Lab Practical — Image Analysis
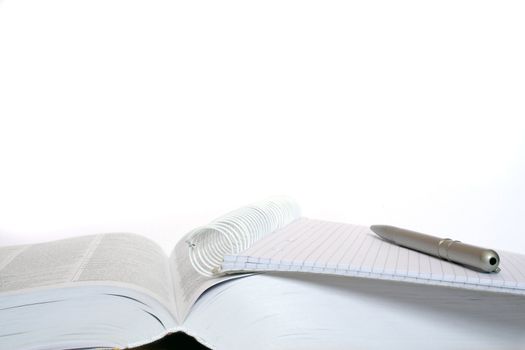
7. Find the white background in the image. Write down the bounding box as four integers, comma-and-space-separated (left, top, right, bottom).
0, 0, 524, 254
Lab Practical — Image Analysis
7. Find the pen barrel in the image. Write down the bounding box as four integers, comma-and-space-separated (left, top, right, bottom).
372, 225, 501, 273
438, 239, 500, 273
385, 227, 443, 257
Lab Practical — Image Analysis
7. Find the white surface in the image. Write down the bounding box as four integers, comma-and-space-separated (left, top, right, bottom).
0, 1, 524, 254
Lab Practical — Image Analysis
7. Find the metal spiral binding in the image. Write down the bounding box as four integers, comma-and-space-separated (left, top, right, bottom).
186, 197, 301, 277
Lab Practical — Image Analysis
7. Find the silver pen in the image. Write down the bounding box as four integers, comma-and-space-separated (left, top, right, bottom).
370, 225, 500, 273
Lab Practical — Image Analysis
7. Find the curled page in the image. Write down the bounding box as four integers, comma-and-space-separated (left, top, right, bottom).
185, 197, 300, 276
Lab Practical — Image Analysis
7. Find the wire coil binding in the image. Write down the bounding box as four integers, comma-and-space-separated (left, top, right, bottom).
186, 197, 301, 277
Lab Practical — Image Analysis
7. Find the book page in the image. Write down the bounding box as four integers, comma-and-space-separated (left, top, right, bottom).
185, 273, 525, 350
222, 218, 525, 295
0, 233, 174, 308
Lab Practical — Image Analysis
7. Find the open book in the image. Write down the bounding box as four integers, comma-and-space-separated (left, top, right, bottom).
1, 197, 525, 350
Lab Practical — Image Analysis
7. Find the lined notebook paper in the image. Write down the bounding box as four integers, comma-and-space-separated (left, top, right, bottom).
221, 218, 525, 295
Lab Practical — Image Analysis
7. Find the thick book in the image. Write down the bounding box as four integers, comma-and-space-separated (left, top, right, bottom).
1, 197, 525, 350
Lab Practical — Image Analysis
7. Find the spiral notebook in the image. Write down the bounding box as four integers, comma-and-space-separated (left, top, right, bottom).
219, 218, 525, 295
184, 198, 525, 296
